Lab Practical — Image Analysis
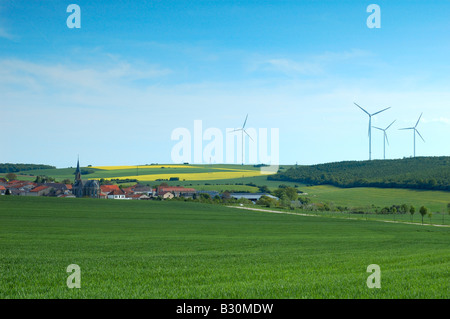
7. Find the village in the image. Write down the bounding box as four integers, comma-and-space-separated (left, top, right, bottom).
0, 177, 279, 203
0, 160, 279, 203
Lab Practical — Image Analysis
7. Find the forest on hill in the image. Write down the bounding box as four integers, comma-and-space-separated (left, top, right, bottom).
0, 163, 56, 173
269, 157, 450, 191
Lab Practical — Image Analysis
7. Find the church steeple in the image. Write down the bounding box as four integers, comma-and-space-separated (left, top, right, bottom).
75, 156, 81, 181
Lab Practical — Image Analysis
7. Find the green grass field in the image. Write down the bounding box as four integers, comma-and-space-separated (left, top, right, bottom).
303, 185, 450, 213
0, 196, 448, 299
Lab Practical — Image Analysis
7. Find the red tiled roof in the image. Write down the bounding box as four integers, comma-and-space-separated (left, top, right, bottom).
30, 185, 49, 192
65, 184, 73, 190
129, 194, 147, 198
0, 186, 6, 190
122, 186, 137, 194
108, 189, 125, 195
6, 181, 34, 188
100, 185, 121, 193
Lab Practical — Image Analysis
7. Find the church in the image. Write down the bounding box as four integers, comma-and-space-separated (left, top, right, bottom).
72, 159, 100, 198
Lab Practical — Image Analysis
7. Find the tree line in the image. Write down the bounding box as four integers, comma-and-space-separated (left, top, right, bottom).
0, 163, 56, 173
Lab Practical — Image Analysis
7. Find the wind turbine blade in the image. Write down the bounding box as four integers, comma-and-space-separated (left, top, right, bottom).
385, 132, 389, 146
230, 128, 242, 133
354, 103, 370, 116
399, 127, 414, 130
243, 129, 254, 141
242, 114, 248, 129
416, 129, 425, 142
385, 120, 396, 130
415, 113, 423, 128
371, 107, 391, 116
372, 126, 384, 131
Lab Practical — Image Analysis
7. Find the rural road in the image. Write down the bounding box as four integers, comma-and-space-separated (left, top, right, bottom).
227, 206, 450, 228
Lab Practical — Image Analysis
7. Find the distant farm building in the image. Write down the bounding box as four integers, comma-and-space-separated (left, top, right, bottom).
157, 186, 196, 198
107, 189, 126, 200
29, 185, 51, 196
229, 193, 278, 203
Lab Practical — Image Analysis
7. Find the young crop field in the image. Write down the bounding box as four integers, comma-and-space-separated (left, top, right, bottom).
0, 196, 448, 299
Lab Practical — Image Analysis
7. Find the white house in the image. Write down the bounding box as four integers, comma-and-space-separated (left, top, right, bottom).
107, 189, 126, 199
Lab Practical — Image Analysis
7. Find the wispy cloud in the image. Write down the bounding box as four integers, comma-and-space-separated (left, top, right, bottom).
0, 26, 13, 40
259, 58, 323, 76
0, 58, 172, 92
422, 117, 450, 125
249, 49, 374, 77
314, 49, 374, 63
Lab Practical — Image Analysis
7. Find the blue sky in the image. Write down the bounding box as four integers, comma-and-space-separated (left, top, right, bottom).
1, 0, 449, 167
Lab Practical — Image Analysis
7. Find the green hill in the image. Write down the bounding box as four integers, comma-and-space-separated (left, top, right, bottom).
269, 156, 450, 191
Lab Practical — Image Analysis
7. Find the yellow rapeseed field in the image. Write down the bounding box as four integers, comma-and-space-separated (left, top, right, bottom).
109, 170, 264, 181
92, 165, 196, 170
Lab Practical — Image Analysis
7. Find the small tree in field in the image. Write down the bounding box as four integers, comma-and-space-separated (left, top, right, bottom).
391, 207, 397, 221
427, 212, 433, 224
5, 173, 17, 181
409, 206, 415, 222
419, 206, 428, 224
400, 204, 409, 214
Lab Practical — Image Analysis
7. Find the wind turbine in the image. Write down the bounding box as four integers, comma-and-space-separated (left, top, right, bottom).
399, 113, 424, 157
230, 114, 253, 165
373, 120, 396, 160
355, 102, 391, 160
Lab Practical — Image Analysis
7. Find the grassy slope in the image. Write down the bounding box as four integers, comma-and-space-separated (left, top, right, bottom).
304, 185, 450, 212
0, 196, 448, 299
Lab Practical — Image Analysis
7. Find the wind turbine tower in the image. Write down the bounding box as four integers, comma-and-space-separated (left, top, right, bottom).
399, 113, 425, 157
373, 120, 396, 160
355, 103, 391, 160
230, 114, 253, 165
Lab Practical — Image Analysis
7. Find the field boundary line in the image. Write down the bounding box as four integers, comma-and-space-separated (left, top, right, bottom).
227, 206, 450, 228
